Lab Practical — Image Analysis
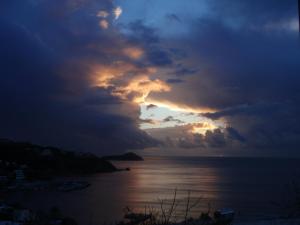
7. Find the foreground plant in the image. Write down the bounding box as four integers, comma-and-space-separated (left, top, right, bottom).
117, 190, 234, 225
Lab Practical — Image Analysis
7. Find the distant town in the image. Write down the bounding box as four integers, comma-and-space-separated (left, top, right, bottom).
0, 139, 143, 192
0, 139, 143, 225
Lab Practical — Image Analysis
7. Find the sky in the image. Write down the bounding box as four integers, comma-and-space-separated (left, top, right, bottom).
0, 0, 299, 156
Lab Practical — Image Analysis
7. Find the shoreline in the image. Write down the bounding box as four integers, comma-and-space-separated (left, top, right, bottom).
234, 218, 300, 225
1, 157, 299, 225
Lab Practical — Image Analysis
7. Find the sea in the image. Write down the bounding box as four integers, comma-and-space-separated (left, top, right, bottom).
4, 156, 300, 224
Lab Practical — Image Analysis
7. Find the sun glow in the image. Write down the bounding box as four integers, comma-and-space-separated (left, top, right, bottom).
90, 58, 223, 135
144, 99, 216, 114
113, 76, 171, 103
139, 100, 225, 134
91, 62, 170, 104
113, 6, 122, 20
97, 10, 109, 18
122, 47, 144, 60
99, 19, 109, 29
190, 122, 219, 135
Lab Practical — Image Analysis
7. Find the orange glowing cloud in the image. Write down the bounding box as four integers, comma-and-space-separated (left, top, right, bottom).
99, 19, 109, 29
91, 61, 170, 104
190, 122, 219, 135
144, 99, 216, 114
122, 47, 144, 60
92, 62, 128, 88
114, 75, 171, 103
97, 10, 109, 18
113, 6, 122, 20
92, 61, 155, 87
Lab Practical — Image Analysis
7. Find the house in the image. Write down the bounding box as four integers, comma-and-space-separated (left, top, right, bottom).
0, 175, 8, 185
13, 209, 34, 223
41, 148, 53, 157
14, 170, 25, 182
0, 221, 20, 225
0, 203, 14, 221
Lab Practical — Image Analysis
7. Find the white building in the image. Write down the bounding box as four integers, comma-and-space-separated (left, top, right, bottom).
13, 209, 33, 222
14, 170, 25, 181
0, 221, 20, 225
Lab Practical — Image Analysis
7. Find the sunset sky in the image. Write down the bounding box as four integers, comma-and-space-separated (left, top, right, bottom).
0, 0, 299, 156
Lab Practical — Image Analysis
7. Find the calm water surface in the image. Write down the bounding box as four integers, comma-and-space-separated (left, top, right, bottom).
5, 156, 300, 224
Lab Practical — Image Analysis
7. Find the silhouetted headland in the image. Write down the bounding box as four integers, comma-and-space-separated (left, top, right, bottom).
102, 152, 144, 161
0, 139, 118, 181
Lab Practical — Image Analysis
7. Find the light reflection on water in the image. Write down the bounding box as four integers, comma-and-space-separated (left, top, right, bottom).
4, 156, 300, 225
117, 157, 221, 208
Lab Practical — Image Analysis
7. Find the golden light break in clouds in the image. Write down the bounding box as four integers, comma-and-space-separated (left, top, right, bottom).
99, 19, 109, 29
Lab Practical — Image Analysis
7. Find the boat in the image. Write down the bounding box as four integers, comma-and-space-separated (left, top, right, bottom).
57, 181, 90, 192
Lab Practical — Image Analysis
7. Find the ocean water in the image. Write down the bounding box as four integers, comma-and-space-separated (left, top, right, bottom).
5, 156, 300, 224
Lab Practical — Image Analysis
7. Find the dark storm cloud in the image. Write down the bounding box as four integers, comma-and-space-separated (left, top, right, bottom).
110, 0, 300, 155
153, 0, 299, 108
177, 137, 202, 149
139, 118, 156, 124
192, 128, 245, 149
166, 78, 185, 84
146, 104, 157, 110
201, 103, 281, 120
204, 129, 227, 148
165, 14, 181, 23
148, 0, 300, 154
209, 0, 297, 25
162, 116, 184, 124
226, 127, 246, 143
147, 49, 173, 66
117, 0, 300, 155
0, 0, 160, 154
168, 49, 187, 60
2, 0, 300, 156
125, 20, 175, 67
180, 7, 300, 152
150, 126, 245, 150
127, 20, 160, 44
170, 64, 198, 77
81, 88, 122, 106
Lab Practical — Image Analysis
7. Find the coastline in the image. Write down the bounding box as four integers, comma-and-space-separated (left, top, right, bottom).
234, 218, 300, 225
1, 156, 300, 225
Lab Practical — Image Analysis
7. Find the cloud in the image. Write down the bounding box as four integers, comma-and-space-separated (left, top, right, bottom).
260, 18, 299, 32
207, 0, 298, 32
122, 47, 144, 60
147, 49, 173, 66
226, 127, 246, 143
99, 19, 109, 29
0, 0, 165, 154
140, 0, 300, 155
147, 125, 245, 150
1, 0, 300, 156
124, 21, 175, 66
162, 116, 184, 124
201, 103, 280, 120
113, 76, 171, 103
127, 20, 160, 44
171, 64, 198, 77
113, 6, 122, 20
97, 10, 109, 18
166, 78, 185, 84
92, 65, 171, 103
204, 129, 226, 148
146, 104, 157, 110
139, 118, 157, 125
166, 14, 181, 23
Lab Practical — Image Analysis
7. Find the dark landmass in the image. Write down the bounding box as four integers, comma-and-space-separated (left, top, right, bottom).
0, 203, 78, 225
0, 139, 117, 180
102, 152, 144, 161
